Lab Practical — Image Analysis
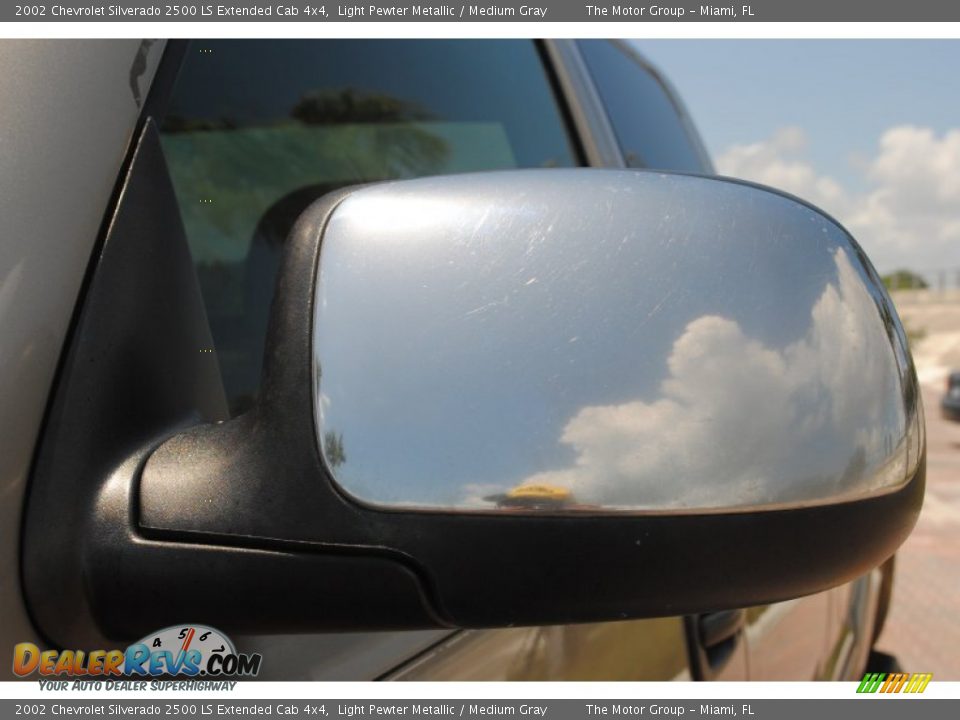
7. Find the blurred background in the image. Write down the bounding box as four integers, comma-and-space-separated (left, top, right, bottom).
642, 39, 960, 678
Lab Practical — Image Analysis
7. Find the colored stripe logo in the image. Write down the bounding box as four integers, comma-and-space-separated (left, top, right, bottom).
858, 672, 933, 694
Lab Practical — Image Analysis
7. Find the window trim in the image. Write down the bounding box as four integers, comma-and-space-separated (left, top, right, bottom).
543, 40, 625, 169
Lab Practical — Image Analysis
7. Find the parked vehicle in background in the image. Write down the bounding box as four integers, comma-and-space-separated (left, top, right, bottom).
943, 371, 960, 421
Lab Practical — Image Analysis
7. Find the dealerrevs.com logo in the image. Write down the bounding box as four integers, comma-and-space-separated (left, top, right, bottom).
13, 625, 262, 678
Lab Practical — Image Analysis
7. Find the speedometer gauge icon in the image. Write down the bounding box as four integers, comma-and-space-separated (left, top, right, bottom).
127, 624, 261, 677
136, 624, 235, 662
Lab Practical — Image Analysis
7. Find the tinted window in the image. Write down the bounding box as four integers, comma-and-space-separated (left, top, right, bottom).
159, 40, 579, 414
578, 40, 707, 173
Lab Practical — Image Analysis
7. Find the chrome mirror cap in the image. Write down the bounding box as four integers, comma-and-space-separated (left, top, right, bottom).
313, 169, 923, 514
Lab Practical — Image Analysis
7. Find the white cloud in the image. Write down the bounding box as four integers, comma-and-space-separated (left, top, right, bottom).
716, 126, 850, 215
486, 249, 908, 511
717, 125, 960, 274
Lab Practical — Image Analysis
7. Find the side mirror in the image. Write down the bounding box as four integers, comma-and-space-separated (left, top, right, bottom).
25, 126, 924, 645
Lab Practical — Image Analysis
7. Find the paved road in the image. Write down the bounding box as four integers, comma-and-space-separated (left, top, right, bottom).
876, 382, 960, 678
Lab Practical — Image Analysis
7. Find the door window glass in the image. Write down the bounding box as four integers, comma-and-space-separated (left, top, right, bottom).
578, 40, 708, 173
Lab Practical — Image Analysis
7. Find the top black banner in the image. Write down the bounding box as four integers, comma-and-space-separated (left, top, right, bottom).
7, 0, 960, 22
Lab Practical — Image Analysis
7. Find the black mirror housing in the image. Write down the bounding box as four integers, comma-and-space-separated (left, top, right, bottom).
24, 123, 924, 647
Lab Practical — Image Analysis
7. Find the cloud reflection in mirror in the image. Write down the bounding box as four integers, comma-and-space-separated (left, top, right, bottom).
487, 248, 907, 511
312, 170, 915, 514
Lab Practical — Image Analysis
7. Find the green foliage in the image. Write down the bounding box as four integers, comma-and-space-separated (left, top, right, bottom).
291, 88, 433, 125
882, 269, 929, 290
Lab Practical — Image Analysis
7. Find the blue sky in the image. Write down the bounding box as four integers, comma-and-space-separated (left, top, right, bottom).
634, 41, 960, 276
640, 40, 960, 191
